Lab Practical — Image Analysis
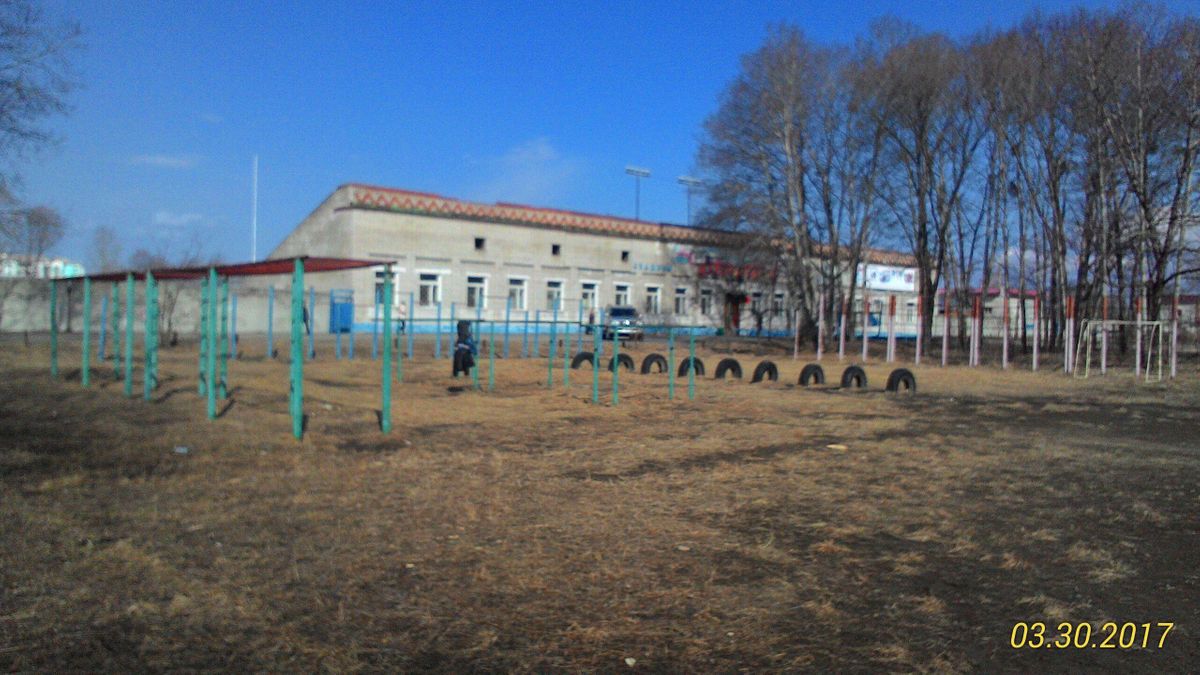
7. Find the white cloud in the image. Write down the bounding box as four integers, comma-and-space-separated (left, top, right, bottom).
199, 113, 223, 125
471, 137, 583, 205
131, 154, 198, 169
153, 211, 203, 227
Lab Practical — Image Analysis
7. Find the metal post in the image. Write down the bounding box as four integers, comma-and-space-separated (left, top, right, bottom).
381, 267, 393, 433
522, 310, 530, 358
611, 329, 619, 406
372, 297, 379, 360
688, 328, 696, 401
435, 301, 443, 359
547, 312, 557, 388
144, 272, 157, 400
534, 309, 541, 358
49, 281, 58, 377
667, 328, 675, 400
98, 292, 108, 362
124, 273, 134, 397
219, 278, 229, 398
307, 286, 316, 360
290, 260, 304, 438
472, 320, 480, 390
488, 320, 495, 392
112, 283, 121, 378
591, 319, 600, 404
267, 286, 275, 359
231, 292, 238, 359
503, 296, 512, 359
198, 278, 206, 394
81, 279, 91, 387
206, 269, 218, 419
333, 290, 342, 361
406, 292, 415, 360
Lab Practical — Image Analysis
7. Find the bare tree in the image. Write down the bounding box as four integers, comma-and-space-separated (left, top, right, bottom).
90, 225, 121, 273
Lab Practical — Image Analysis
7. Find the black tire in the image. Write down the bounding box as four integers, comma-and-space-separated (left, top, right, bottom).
678, 357, 705, 377
640, 353, 668, 374
840, 365, 868, 389
571, 351, 594, 369
714, 358, 743, 379
608, 353, 635, 372
751, 360, 778, 383
885, 368, 916, 393
798, 363, 825, 386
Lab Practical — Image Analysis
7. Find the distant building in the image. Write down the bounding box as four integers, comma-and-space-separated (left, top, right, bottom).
263, 183, 915, 333
0, 253, 85, 279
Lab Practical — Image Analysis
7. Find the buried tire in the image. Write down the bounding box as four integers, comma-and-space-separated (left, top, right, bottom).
640, 353, 668, 374
798, 363, 825, 386
714, 358, 743, 380
750, 360, 778, 383
678, 357, 705, 377
570, 351, 594, 369
840, 365, 868, 389
608, 353, 635, 372
885, 367, 916, 393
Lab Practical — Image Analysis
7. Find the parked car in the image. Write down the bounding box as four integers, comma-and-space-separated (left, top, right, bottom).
602, 306, 644, 341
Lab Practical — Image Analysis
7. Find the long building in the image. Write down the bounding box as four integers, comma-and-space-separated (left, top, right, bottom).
265, 183, 916, 333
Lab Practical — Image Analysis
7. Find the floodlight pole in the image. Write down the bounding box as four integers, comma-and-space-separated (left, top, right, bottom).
677, 176, 702, 226
625, 166, 651, 221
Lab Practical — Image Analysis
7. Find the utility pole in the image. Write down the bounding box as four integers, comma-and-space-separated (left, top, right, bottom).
625, 166, 650, 221
677, 175, 702, 226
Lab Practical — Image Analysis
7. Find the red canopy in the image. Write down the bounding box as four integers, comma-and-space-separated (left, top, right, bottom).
76, 256, 392, 282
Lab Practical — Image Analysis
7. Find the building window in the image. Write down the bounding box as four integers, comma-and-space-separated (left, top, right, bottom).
674, 287, 688, 315
467, 275, 487, 309
700, 288, 713, 315
508, 277, 527, 310
546, 280, 563, 311
581, 282, 597, 310
614, 283, 629, 307
620, 250, 630, 262
374, 269, 401, 313
418, 273, 441, 306
474, 237, 485, 251
773, 292, 785, 316
644, 285, 660, 314
751, 292, 763, 314
551, 243, 561, 256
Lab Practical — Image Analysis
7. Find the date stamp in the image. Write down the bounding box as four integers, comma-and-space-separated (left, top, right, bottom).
1010, 622, 1174, 649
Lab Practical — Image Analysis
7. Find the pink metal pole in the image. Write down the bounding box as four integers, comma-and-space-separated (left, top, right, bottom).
1134, 296, 1142, 377
1001, 290, 1010, 369
1170, 296, 1178, 379
914, 294, 922, 365
793, 308, 800, 361
838, 298, 847, 360
941, 293, 950, 367
816, 291, 824, 361
1100, 296, 1108, 374
1032, 295, 1040, 372
861, 292, 870, 362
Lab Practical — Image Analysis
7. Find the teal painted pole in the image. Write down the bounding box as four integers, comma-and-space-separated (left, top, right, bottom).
688, 328, 696, 401
591, 318, 600, 403
372, 298, 379, 360
547, 312, 557, 388
488, 321, 495, 392
611, 330, 619, 406
124, 273, 134, 397
290, 260, 304, 438
503, 297, 511, 358
596, 308, 605, 360
219, 278, 229, 399
448, 302, 456, 358
97, 293, 107, 362
577, 298, 584, 353
348, 292, 355, 359
49, 281, 58, 377
381, 268, 393, 433
81, 279, 92, 387
307, 286, 315, 360
534, 309, 541, 358
522, 310, 529, 358
198, 279, 206, 394
230, 292, 238, 359
472, 320, 480, 390
668, 328, 675, 400
267, 286, 275, 358
435, 302, 443, 359
206, 270, 218, 419
406, 292, 414, 360
563, 320, 570, 388
111, 284, 120, 373
144, 271, 157, 400
332, 290, 341, 360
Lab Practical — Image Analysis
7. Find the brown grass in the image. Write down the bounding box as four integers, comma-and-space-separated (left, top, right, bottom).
1, 333, 1198, 671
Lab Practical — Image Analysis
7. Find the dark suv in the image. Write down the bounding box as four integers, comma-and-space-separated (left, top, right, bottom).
602, 306, 644, 341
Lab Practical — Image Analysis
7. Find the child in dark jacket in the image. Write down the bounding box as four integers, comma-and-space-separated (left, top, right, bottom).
452, 320, 477, 377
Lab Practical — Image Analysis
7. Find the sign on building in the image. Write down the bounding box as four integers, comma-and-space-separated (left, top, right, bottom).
857, 264, 917, 293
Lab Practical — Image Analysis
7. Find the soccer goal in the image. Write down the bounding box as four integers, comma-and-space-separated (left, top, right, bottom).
1074, 319, 1165, 381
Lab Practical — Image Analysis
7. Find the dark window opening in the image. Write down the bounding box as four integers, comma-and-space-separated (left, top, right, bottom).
552, 244, 561, 256
474, 237, 485, 250
621, 250, 630, 262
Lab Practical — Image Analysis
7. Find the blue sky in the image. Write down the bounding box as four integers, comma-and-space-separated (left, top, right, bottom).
24, 0, 1132, 270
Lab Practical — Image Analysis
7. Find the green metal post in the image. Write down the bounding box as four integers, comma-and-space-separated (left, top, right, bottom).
289, 261, 304, 438
688, 329, 696, 401
563, 321, 569, 388
472, 320, 480, 390
547, 315, 556, 388
219, 277, 229, 398
668, 328, 675, 400
406, 292, 414, 360
49, 281, 58, 377
144, 272, 157, 399
488, 321, 495, 392
591, 318, 600, 403
111, 283, 120, 378
435, 301, 443, 359
198, 278, 207, 395
206, 269, 218, 419
124, 273, 134, 397
81, 278, 91, 387
611, 330, 619, 406
381, 267, 393, 433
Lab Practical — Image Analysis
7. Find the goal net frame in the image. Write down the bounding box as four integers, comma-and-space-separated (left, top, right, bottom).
1074, 319, 1165, 381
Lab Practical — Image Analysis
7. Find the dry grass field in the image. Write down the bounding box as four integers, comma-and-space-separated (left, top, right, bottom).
2, 334, 1197, 672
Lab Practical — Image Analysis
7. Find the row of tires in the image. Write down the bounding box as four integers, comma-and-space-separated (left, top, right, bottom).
568, 352, 916, 393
